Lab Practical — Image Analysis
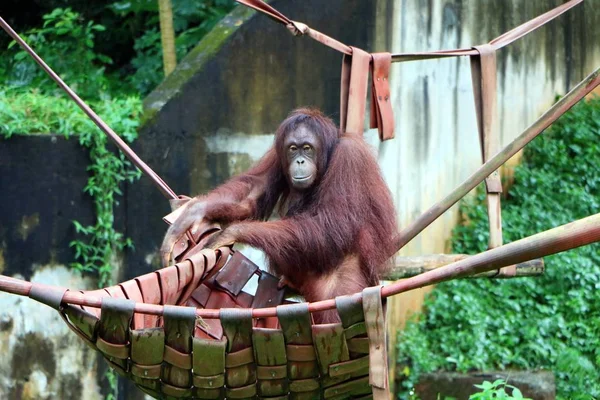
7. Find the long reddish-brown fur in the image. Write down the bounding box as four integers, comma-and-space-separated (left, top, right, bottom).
198, 109, 397, 322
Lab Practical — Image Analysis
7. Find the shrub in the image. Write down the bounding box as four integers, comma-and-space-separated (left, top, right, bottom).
397, 97, 600, 400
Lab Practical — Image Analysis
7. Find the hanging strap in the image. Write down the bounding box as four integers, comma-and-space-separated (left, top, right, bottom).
341, 49, 395, 140
391, 0, 582, 62
234, 0, 302, 32
470, 44, 503, 246
235, 0, 352, 55
340, 47, 371, 135
0, 17, 178, 200
370, 53, 395, 141
470, 44, 517, 277
470, 45, 502, 195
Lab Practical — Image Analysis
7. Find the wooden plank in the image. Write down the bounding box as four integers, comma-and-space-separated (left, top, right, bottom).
385, 254, 544, 280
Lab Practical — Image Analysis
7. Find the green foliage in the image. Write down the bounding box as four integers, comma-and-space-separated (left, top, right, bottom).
4, 8, 117, 99
0, 89, 142, 286
397, 97, 600, 399
1, 2, 237, 96
470, 379, 531, 400
113, 0, 236, 94
105, 368, 118, 400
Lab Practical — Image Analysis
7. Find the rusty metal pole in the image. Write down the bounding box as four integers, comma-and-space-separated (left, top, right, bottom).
393, 66, 600, 253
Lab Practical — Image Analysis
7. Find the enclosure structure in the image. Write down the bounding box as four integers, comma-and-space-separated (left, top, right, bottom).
1, 0, 600, 399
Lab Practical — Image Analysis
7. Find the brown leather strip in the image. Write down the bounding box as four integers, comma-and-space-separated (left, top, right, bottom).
471, 44, 502, 194
256, 365, 287, 380
235, 1, 352, 54
286, 344, 317, 362
118, 279, 145, 330
391, 0, 582, 62
304, 26, 352, 55
342, 47, 371, 135
162, 305, 196, 387
156, 266, 180, 305
163, 344, 192, 370
99, 297, 135, 344
490, 0, 582, 50
339, 54, 352, 134
312, 323, 350, 376
193, 337, 227, 375
225, 346, 255, 368
225, 382, 257, 399
220, 308, 253, 351
471, 44, 510, 277
289, 378, 320, 392
235, 0, 292, 26
134, 273, 161, 328
62, 305, 99, 341
277, 302, 313, 345
362, 286, 389, 396
323, 375, 371, 399
344, 321, 367, 340
177, 258, 205, 307
214, 251, 258, 296
347, 337, 370, 354
104, 356, 129, 376
131, 363, 162, 380
201, 248, 218, 278
96, 336, 129, 359
175, 262, 194, 300
370, 52, 395, 141
329, 355, 370, 377
160, 381, 193, 398
193, 373, 225, 389
58, 310, 98, 349
251, 271, 286, 309
130, 328, 164, 365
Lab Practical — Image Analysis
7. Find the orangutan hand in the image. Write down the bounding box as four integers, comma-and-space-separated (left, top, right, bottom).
204, 225, 239, 250
160, 197, 208, 266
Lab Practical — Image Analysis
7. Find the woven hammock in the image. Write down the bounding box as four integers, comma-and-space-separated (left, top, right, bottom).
13, 246, 388, 400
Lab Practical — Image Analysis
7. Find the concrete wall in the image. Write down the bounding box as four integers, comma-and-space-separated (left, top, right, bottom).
0, 136, 110, 399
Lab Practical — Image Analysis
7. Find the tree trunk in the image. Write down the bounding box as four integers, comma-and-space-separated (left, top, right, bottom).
158, 0, 177, 76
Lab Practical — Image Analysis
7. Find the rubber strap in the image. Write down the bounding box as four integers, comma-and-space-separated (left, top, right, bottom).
29, 284, 67, 310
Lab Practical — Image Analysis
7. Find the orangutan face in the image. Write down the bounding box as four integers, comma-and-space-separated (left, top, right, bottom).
284, 125, 320, 190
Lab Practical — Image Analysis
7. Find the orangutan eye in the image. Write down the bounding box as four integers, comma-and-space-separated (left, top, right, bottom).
289, 145, 298, 152
303, 145, 311, 151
